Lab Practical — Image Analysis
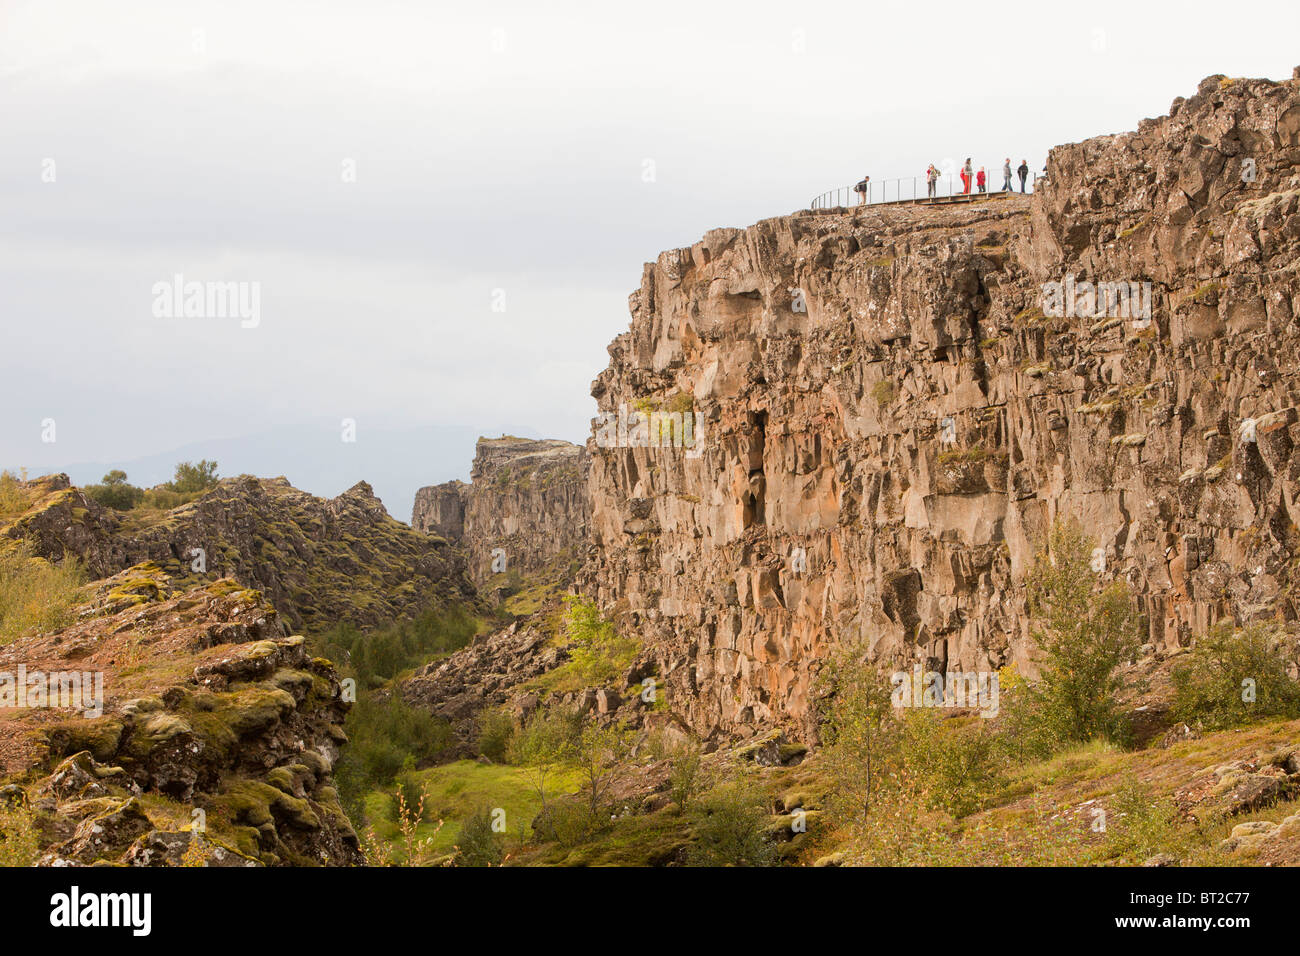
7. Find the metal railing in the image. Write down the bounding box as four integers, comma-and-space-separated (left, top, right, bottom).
810, 168, 1037, 210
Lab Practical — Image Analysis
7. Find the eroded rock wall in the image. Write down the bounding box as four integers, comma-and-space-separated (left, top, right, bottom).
582, 71, 1300, 743
414, 437, 589, 586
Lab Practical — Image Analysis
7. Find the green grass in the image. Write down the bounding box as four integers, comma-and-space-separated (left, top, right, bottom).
0, 543, 87, 645
362, 759, 583, 855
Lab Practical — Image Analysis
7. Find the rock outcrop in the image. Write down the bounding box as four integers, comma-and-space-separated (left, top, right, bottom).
581, 70, 1300, 742
0, 566, 362, 866
411, 479, 468, 542
3, 474, 476, 633
413, 437, 589, 587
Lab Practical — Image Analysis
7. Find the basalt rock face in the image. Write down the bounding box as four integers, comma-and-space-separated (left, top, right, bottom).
411, 480, 468, 541
413, 438, 589, 587
581, 71, 1300, 743
4, 474, 476, 633
0, 566, 362, 866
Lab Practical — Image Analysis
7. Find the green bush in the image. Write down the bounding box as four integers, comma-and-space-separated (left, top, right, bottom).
1171, 621, 1300, 731
334, 695, 455, 816
83, 470, 144, 511
898, 709, 1004, 818
533, 797, 594, 847
167, 460, 219, 494
475, 709, 515, 763
0, 799, 40, 867
1004, 520, 1142, 756
667, 742, 706, 814
687, 781, 776, 867
456, 805, 505, 866
315, 604, 478, 688
0, 543, 85, 645
562, 596, 638, 687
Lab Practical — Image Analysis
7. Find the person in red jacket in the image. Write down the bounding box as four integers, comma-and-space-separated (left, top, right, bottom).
976, 167, 986, 193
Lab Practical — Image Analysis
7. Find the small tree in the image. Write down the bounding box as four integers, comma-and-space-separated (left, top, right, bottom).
1010, 520, 1142, 754
1171, 621, 1300, 730
84, 470, 144, 510
667, 742, 706, 814
475, 709, 516, 763
574, 721, 634, 821
456, 805, 505, 867
816, 644, 901, 819
169, 460, 219, 494
687, 780, 776, 867
508, 708, 577, 811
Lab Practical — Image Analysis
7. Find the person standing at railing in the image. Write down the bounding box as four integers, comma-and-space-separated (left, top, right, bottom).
961, 158, 973, 194
976, 167, 986, 193
854, 174, 870, 206
926, 164, 938, 199
1017, 159, 1029, 192
1002, 158, 1012, 191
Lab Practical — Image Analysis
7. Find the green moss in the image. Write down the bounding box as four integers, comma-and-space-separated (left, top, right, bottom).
213, 779, 321, 833
46, 718, 124, 762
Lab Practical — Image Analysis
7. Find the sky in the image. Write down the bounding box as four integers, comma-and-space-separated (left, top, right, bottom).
2, 0, 1298, 521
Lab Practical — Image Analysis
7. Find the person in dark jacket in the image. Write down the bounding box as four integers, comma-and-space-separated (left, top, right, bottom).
1017, 159, 1029, 192
854, 175, 870, 205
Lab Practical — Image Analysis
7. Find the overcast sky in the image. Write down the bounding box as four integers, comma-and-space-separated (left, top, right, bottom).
2, 0, 1298, 515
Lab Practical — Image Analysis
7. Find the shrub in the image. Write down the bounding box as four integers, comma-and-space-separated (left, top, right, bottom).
83, 470, 144, 511
667, 742, 706, 814
687, 781, 776, 867
456, 805, 504, 866
315, 604, 478, 688
1171, 621, 1300, 730
0, 799, 40, 867
562, 596, 638, 688
334, 696, 455, 815
1005, 520, 1142, 756
476, 709, 515, 763
0, 470, 30, 523
0, 543, 85, 645
167, 460, 219, 494
533, 797, 595, 847
362, 781, 444, 866
897, 709, 1005, 818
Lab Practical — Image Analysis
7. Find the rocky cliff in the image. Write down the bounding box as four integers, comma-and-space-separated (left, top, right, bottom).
5, 473, 475, 634
581, 70, 1300, 743
413, 437, 589, 587
0, 565, 361, 866
4, 474, 476, 633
